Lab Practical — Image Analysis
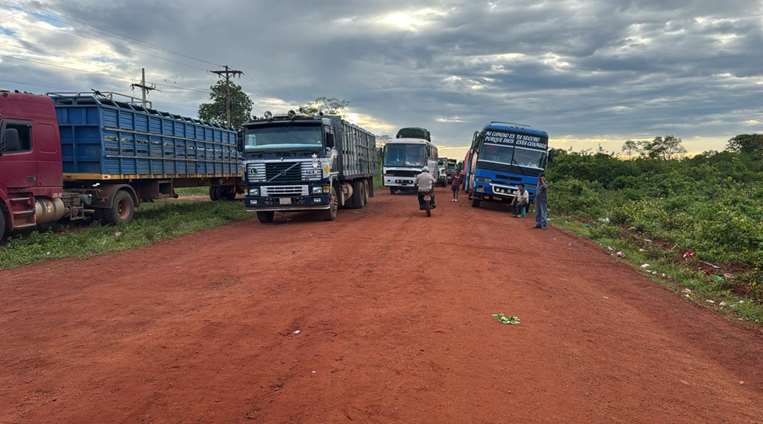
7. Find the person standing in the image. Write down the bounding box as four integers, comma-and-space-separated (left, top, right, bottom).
512, 184, 529, 217
534, 175, 549, 229
450, 172, 462, 202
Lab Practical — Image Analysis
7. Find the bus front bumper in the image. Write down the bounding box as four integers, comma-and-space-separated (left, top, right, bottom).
384, 176, 416, 187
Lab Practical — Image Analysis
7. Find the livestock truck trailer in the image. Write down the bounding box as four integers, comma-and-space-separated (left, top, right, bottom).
0, 90, 242, 240
242, 112, 376, 223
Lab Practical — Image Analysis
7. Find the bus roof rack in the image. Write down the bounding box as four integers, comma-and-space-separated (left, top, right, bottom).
489, 121, 531, 128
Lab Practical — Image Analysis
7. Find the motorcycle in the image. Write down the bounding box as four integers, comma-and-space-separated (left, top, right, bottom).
418, 190, 435, 217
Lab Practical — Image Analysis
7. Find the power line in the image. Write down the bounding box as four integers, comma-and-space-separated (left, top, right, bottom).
1, 54, 136, 85
40, 5, 224, 69
1, 55, 215, 100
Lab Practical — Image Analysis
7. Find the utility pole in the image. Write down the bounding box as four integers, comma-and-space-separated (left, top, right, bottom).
210, 65, 243, 127
130, 67, 156, 108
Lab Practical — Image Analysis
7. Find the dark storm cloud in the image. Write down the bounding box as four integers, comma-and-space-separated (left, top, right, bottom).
4, 0, 763, 151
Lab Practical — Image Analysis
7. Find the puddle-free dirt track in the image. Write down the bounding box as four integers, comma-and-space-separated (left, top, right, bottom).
1, 189, 761, 423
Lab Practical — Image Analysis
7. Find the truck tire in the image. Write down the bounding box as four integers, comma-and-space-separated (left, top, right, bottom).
322, 190, 338, 221
0, 208, 6, 242
362, 180, 369, 206
389, 188, 396, 195
368, 178, 375, 198
256, 211, 274, 223
349, 180, 364, 209
209, 186, 221, 201
472, 198, 481, 208
103, 190, 135, 225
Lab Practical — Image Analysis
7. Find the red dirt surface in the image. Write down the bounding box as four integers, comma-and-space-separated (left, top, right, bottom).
1, 189, 762, 423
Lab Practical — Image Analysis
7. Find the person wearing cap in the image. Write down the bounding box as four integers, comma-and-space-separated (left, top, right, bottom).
415, 167, 437, 209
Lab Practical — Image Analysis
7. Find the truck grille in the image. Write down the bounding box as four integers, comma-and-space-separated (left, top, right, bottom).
386, 169, 419, 177
266, 162, 302, 184
261, 185, 308, 196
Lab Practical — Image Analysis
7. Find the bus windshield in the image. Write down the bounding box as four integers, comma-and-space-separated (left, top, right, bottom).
384, 143, 427, 167
512, 147, 546, 169
480, 143, 546, 169
244, 125, 323, 150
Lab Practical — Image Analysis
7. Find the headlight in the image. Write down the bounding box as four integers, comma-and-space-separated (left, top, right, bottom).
312, 186, 322, 194
248, 188, 260, 196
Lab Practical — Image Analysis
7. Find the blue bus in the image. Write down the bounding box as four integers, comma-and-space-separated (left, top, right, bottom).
467, 121, 549, 208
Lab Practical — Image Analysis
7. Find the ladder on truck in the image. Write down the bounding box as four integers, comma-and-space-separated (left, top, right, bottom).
8, 195, 36, 229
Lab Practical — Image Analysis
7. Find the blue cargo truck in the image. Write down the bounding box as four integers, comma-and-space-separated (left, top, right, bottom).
468, 121, 548, 208
242, 112, 376, 223
1, 90, 242, 240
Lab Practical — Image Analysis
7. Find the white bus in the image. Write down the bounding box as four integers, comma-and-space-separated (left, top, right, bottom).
383, 138, 439, 193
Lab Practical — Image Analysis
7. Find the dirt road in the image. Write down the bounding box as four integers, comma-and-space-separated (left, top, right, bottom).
1, 189, 761, 423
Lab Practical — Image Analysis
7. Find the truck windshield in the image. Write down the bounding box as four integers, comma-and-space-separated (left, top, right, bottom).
245, 125, 322, 150
480, 143, 546, 169
384, 144, 427, 167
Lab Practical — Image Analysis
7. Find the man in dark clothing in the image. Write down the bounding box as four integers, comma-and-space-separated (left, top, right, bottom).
534, 175, 548, 229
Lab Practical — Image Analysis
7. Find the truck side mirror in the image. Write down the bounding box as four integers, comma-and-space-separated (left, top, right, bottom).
326, 133, 335, 148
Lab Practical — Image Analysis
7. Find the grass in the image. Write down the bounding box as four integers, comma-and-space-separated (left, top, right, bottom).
176, 186, 211, 196
553, 216, 763, 325
0, 199, 251, 270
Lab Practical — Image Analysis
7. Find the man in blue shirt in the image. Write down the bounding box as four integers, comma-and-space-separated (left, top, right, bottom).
534, 175, 548, 229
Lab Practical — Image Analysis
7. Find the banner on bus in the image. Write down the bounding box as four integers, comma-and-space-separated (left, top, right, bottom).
484, 130, 548, 150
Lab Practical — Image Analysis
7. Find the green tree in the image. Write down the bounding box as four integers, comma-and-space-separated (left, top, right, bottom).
727, 134, 763, 155
642, 135, 686, 160
621, 140, 641, 158
298, 97, 349, 116
198, 80, 253, 128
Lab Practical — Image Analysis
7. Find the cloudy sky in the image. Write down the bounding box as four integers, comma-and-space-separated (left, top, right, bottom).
1, 0, 762, 157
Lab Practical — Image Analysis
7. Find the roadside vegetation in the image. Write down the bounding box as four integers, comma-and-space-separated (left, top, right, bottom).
0, 200, 249, 269
547, 134, 763, 323
176, 186, 212, 196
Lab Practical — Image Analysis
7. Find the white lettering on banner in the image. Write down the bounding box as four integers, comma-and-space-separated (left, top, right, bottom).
484, 131, 515, 145
484, 130, 547, 149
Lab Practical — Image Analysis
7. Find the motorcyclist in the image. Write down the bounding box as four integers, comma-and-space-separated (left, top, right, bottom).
415, 167, 437, 210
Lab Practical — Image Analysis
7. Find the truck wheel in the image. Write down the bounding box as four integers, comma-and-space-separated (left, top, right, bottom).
472, 198, 481, 208
104, 190, 135, 225
362, 180, 369, 206
349, 180, 364, 209
368, 178, 375, 198
256, 211, 274, 223
209, 186, 221, 201
0, 208, 6, 242
389, 188, 396, 195
323, 190, 338, 221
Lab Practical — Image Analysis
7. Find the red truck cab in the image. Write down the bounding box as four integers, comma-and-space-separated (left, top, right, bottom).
0, 91, 65, 238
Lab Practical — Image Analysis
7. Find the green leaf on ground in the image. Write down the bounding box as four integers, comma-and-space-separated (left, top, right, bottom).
492, 313, 521, 325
